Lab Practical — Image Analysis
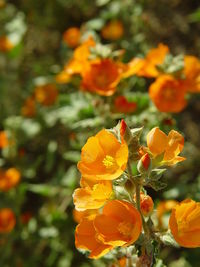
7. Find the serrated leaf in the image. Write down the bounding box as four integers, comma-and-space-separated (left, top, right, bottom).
160, 232, 180, 248
149, 168, 166, 181
147, 180, 167, 191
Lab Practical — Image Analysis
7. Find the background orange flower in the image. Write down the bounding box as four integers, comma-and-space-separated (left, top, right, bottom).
149, 75, 187, 113
0, 208, 16, 233
101, 20, 124, 40
0, 168, 21, 191
63, 27, 81, 48
114, 96, 137, 113
139, 44, 169, 78
34, 84, 58, 106
81, 59, 122, 96
0, 36, 13, 52
0, 131, 9, 148
21, 96, 36, 117
183, 55, 200, 93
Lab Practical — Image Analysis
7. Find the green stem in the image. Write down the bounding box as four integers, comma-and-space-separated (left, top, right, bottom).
127, 161, 150, 237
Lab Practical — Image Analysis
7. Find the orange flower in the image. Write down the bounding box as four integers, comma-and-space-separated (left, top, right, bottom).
0, 131, 9, 149
0, 208, 16, 233
135, 193, 154, 217
34, 84, 58, 106
56, 37, 95, 83
21, 96, 36, 117
139, 44, 169, 78
149, 75, 187, 113
169, 199, 200, 248
0, 168, 21, 191
101, 20, 124, 40
122, 58, 145, 79
147, 127, 185, 165
81, 59, 122, 96
78, 129, 128, 180
75, 217, 112, 259
157, 200, 178, 228
73, 177, 113, 210
94, 200, 142, 247
63, 27, 81, 48
183, 55, 200, 93
73, 209, 97, 224
0, 36, 13, 52
114, 96, 137, 113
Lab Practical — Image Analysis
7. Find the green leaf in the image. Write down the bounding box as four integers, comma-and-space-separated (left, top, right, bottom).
149, 168, 166, 181
160, 232, 180, 248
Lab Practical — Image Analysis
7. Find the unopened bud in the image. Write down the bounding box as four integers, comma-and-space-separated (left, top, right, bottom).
119, 119, 132, 144
137, 153, 151, 174
134, 193, 154, 217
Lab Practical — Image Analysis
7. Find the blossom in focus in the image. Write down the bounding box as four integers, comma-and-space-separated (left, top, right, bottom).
147, 127, 185, 165
63, 27, 81, 48
0, 131, 9, 149
81, 59, 122, 96
0, 168, 21, 191
0, 36, 13, 52
101, 20, 124, 40
21, 96, 36, 117
73, 177, 113, 210
0, 208, 16, 233
73, 209, 97, 224
75, 217, 112, 259
34, 84, 58, 106
114, 96, 137, 113
78, 129, 128, 180
149, 75, 187, 113
169, 199, 200, 248
94, 200, 142, 247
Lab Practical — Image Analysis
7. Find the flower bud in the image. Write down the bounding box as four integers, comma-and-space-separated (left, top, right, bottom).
137, 153, 151, 174
120, 119, 132, 144
134, 193, 154, 217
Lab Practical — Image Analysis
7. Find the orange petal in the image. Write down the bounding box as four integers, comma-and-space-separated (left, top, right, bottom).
147, 127, 168, 156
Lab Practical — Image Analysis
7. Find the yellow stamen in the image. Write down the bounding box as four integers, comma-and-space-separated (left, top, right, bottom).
102, 155, 115, 169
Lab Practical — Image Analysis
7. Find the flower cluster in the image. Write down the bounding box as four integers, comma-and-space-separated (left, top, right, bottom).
21, 83, 58, 117
57, 32, 200, 114
73, 120, 199, 264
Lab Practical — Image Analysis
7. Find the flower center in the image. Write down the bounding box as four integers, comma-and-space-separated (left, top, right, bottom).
163, 87, 175, 100
96, 74, 108, 88
102, 155, 116, 169
118, 221, 133, 237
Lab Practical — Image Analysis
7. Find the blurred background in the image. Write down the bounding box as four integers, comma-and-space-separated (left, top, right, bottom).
0, 0, 200, 266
